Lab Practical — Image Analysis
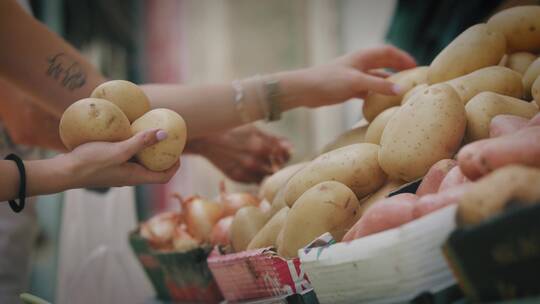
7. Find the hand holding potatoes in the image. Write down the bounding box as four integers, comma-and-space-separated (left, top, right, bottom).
60, 80, 187, 172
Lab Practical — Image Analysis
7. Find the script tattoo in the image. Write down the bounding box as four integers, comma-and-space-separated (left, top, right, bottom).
46, 53, 86, 91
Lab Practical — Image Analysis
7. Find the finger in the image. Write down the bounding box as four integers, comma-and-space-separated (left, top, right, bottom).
115, 129, 168, 163
350, 45, 417, 72
367, 69, 393, 78
355, 74, 402, 96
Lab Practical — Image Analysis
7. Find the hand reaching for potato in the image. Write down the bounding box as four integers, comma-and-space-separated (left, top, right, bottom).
186, 124, 291, 183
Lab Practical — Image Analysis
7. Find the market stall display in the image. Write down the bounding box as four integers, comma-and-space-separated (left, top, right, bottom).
123, 5, 540, 303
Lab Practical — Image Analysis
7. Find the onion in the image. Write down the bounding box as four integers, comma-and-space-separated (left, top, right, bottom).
172, 223, 200, 252
174, 193, 224, 242
140, 211, 182, 250
210, 216, 233, 246
219, 181, 260, 216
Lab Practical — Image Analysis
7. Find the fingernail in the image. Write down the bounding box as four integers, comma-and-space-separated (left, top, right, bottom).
392, 84, 402, 95
156, 130, 168, 141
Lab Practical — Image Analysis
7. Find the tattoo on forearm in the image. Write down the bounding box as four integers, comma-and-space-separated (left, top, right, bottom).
46, 53, 86, 91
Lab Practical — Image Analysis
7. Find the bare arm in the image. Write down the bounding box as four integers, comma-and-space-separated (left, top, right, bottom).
0, 129, 178, 202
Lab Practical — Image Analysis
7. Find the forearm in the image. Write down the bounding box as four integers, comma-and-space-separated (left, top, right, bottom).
142, 69, 312, 139
0, 155, 72, 202
0, 0, 105, 117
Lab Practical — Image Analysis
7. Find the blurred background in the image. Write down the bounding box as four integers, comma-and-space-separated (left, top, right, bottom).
22, 0, 524, 302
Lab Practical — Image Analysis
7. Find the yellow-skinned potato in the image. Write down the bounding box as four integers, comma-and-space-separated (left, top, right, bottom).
379, 84, 466, 181
247, 206, 289, 250
533, 76, 540, 107
278, 181, 360, 258
487, 6, 540, 52
284, 143, 387, 206
320, 121, 368, 154
465, 92, 538, 141
428, 24, 506, 84
506, 52, 537, 75
91, 80, 151, 122
446, 66, 523, 104
523, 58, 540, 100
401, 84, 429, 105
458, 166, 540, 226
230, 206, 269, 252
59, 98, 131, 150
365, 107, 399, 144
268, 187, 288, 217
362, 66, 428, 121
259, 162, 307, 203
131, 109, 187, 171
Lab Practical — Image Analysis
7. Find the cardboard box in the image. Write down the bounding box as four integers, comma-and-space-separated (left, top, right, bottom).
207, 247, 312, 303
444, 201, 540, 302
129, 231, 223, 303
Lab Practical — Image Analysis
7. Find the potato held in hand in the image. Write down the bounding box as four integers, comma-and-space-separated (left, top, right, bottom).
59, 98, 131, 150
131, 109, 187, 171
284, 143, 387, 206
278, 181, 360, 258
379, 84, 466, 181
91, 80, 151, 122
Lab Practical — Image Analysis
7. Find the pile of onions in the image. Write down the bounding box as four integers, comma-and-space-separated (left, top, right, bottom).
172, 223, 200, 252
174, 193, 224, 243
219, 181, 260, 216
140, 211, 182, 250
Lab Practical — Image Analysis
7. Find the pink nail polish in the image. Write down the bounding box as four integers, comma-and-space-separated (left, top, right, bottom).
392, 84, 402, 95
156, 130, 168, 141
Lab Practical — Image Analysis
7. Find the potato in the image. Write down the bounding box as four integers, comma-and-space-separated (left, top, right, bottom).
428, 24, 506, 84
278, 181, 360, 258
465, 92, 538, 141
362, 66, 428, 121
365, 106, 399, 144
401, 84, 428, 105
506, 52, 537, 75
284, 143, 387, 206
259, 162, 307, 202
356, 179, 407, 220
457, 126, 540, 180
457, 165, 540, 226
487, 6, 540, 52
379, 84, 466, 181
131, 108, 187, 171
498, 54, 508, 66
438, 166, 469, 193
91, 80, 151, 122
489, 114, 530, 137
59, 98, 131, 150
446, 66, 523, 104
247, 206, 289, 250
268, 187, 288, 217
320, 122, 368, 154
533, 76, 540, 106
416, 159, 458, 196
230, 206, 269, 252
523, 58, 540, 99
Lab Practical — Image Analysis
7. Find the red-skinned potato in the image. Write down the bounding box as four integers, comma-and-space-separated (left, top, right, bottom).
457, 126, 540, 180
416, 159, 457, 196
437, 166, 469, 193
489, 114, 529, 137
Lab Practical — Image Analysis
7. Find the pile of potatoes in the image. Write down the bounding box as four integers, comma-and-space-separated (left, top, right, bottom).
235, 5, 540, 259
59, 80, 187, 171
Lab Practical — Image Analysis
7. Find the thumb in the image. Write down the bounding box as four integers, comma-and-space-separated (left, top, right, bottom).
356, 74, 403, 96
115, 129, 168, 162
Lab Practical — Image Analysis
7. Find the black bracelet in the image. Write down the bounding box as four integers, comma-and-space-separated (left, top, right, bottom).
4, 153, 26, 213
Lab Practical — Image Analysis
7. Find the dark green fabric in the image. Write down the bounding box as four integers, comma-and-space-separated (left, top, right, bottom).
386, 0, 504, 65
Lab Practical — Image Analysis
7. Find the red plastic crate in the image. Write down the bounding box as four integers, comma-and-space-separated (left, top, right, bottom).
207, 247, 311, 302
